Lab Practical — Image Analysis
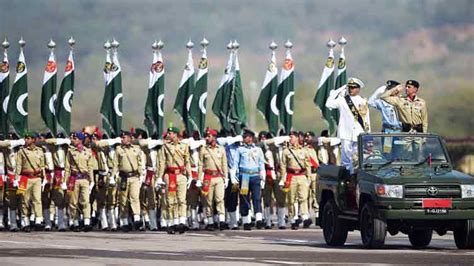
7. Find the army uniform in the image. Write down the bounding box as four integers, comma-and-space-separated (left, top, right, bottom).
279, 142, 311, 230
39, 140, 58, 231
198, 142, 228, 230
16, 143, 46, 230
64, 144, 95, 231
138, 140, 159, 231
304, 144, 319, 227
184, 138, 205, 230
317, 137, 341, 166
91, 141, 111, 230
157, 138, 191, 233
112, 141, 145, 231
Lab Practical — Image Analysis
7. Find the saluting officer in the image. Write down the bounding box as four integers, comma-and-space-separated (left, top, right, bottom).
380, 80, 428, 133
198, 128, 228, 231
279, 131, 312, 230
64, 132, 95, 232
111, 131, 145, 232
368, 80, 402, 133
156, 126, 192, 234
15, 132, 46, 231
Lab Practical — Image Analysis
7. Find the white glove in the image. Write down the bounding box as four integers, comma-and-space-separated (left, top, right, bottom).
186, 177, 193, 189
278, 179, 285, 188
271, 170, 276, 180
273, 136, 290, 146
260, 179, 265, 190
259, 170, 265, 180
147, 138, 164, 149
89, 182, 95, 194
13, 178, 19, 188
224, 177, 229, 189
109, 176, 116, 186
139, 175, 145, 184
41, 179, 48, 192
56, 138, 71, 146
61, 182, 67, 191
307, 178, 312, 186
230, 174, 239, 185
1, 175, 6, 182
107, 137, 121, 146
10, 139, 25, 148
155, 177, 165, 189
195, 179, 202, 188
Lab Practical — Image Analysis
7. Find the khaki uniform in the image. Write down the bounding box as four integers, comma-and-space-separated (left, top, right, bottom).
279, 143, 311, 225
305, 145, 319, 214
157, 141, 191, 226
64, 145, 94, 222
380, 88, 428, 133
198, 144, 227, 224
15, 145, 46, 226
138, 142, 158, 229
90, 142, 111, 229
112, 144, 144, 222
0, 141, 20, 230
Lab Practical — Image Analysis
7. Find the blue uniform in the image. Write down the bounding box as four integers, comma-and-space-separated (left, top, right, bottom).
368, 86, 402, 133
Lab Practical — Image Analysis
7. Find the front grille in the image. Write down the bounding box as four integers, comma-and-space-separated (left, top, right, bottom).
404, 184, 461, 199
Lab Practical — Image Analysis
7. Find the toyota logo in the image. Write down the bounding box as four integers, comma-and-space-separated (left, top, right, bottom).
427, 186, 439, 196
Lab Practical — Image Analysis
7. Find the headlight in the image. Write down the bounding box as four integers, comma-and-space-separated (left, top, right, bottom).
375, 184, 403, 199
461, 185, 474, 198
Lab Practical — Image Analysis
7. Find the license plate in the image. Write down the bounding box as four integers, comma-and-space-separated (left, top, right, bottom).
425, 208, 448, 215
422, 198, 452, 208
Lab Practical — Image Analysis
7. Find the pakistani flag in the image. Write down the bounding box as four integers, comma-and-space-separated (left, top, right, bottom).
223, 48, 247, 134
7, 48, 28, 135
144, 46, 165, 138
56, 50, 75, 135
173, 45, 195, 136
189, 44, 208, 136
41, 49, 57, 134
256, 46, 279, 135
276, 45, 295, 133
100, 46, 122, 136
314, 45, 338, 136
334, 45, 347, 96
0, 47, 9, 135
212, 48, 233, 133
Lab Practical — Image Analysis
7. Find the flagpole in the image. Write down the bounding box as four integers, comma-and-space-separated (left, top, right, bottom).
338, 36, 347, 55
1, 37, 10, 135
228, 40, 238, 134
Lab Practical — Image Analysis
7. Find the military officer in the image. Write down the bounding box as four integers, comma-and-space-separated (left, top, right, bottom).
90, 132, 111, 230
156, 126, 192, 234
63, 132, 95, 232
112, 131, 145, 232
326, 77, 371, 173
198, 128, 228, 231
231, 129, 265, 231
304, 131, 320, 228
316, 130, 341, 166
15, 132, 46, 231
279, 131, 312, 230
368, 80, 402, 133
380, 80, 428, 133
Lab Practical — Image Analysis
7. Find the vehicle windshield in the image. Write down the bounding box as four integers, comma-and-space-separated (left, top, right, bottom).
361, 135, 449, 167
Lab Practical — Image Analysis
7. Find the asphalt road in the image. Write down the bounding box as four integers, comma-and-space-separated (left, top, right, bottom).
0, 228, 473, 265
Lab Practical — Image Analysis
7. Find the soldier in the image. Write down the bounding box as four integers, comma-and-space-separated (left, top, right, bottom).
90, 132, 111, 230
316, 130, 341, 166
156, 126, 192, 234
112, 131, 145, 232
368, 80, 402, 133
15, 132, 46, 231
38, 133, 56, 231
380, 80, 428, 133
64, 132, 95, 232
304, 131, 319, 228
198, 128, 228, 231
231, 129, 265, 231
326, 77, 371, 173
279, 131, 312, 230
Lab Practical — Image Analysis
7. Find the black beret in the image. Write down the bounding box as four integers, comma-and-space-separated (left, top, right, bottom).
406, 80, 420, 88
120, 131, 132, 137
242, 129, 255, 138
386, 80, 400, 90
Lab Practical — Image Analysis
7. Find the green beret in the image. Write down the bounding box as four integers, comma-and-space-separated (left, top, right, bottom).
24, 131, 39, 138
167, 127, 180, 134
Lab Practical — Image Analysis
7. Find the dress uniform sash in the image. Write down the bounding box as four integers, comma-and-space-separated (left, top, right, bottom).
144, 168, 155, 186
202, 169, 222, 196
239, 167, 259, 195
53, 168, 63, 189
265, 163, 274, 185
165, 166, 184, 196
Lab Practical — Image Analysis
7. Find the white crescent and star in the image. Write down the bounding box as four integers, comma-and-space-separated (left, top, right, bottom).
199, 92, 207, 114
157, 94, 164, 117
284, 91, 294, 115
63, 91, 73, 113
16, 93, 28, 116
186, 94, 193, 111
113, 93, 123, 117
49, 94, 57, 115
3, 96, 9, 114
270, 94, 279, 115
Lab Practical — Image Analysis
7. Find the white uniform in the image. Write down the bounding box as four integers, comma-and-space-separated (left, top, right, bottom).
326, 85, 370, 172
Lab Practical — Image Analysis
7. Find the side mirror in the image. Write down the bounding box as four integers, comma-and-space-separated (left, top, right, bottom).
317, 165, 349, 180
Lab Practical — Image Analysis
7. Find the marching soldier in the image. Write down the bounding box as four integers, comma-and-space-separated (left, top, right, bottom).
90, 132, 111, 230
112, 131, 145, 232
368, 80, 402, 133
64, 132, 95, 232
156, 126, 192, 234
15, 132, 46, 231
326, 77, 370, 173
380, 80, 428, 133
304, 131, 320, 228
231, 129, 265, 231
279, 131, 312, 230
198, 128, 228, 231
38, 133, 56, 231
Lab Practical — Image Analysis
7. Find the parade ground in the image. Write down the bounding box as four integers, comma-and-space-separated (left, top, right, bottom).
1, 228, 473, 265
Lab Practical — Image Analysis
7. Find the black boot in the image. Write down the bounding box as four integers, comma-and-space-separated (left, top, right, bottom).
22, 226, 31, 232
243, 223, 252, 231
121, 224, 130, 233
35, 223, 44, 231
178, 223, 186, 234
83, 225, 92, 232
303, 219, 312, 228
291, 223, 299, 230
256, 220, 264, 229
167, 225, 176, 234
219, 222, 226, 231
205, 224, 215, 231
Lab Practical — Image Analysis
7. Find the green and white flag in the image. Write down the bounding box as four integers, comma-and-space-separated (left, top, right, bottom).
100, 45, 122, 136
41, 48, 57, 134
334, 44, 347, 96
144, 46, 165, 138
56, 50, 75, 135
173, 44, 195, 136
0, 47, 9, 135
257, 46, 279, 135
276, 45, 295, 133
189, 43, 208, 136
314, 46, 338, 136
212, 48, 233, 133
224, 48, 247, 134
7, 48, 28, 135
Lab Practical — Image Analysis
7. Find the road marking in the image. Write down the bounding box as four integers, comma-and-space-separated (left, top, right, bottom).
186, 233, 215, 237
261, 260, 302, 265
0, 240, 82, 249
147, 252, 184, 256
205, 255, 256, 260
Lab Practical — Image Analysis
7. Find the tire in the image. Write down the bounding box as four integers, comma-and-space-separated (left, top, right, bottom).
454, 219, 474, 249
322, 199, 348, 246
360, 202, 387, 248
408, 229, 432, 248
